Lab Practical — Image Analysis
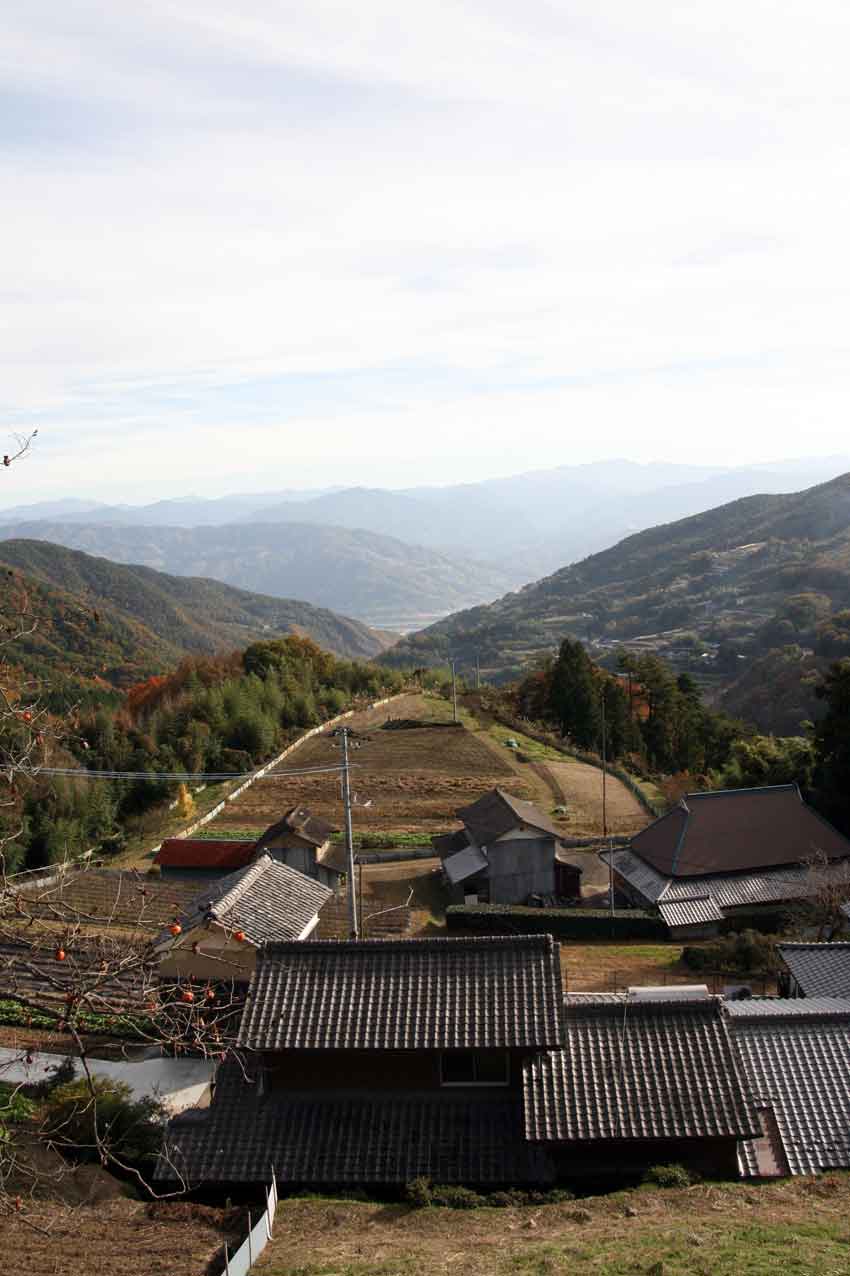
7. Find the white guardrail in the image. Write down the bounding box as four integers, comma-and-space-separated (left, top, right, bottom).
148, 693, 405, 858
223, 1171, 278, 1276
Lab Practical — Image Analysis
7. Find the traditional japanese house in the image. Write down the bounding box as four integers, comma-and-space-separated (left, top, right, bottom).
434, 787, 572, 905
153, 855, 332, 984
728, 998, 850, 1177
158, 934, 565, 1189
524, 993, 762, 1181
603, 785, 850, 938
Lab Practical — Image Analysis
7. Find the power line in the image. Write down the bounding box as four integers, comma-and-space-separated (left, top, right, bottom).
35, 762, 356, 782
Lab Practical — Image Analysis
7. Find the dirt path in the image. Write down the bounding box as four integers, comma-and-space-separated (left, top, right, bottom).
543, 758, 648, 836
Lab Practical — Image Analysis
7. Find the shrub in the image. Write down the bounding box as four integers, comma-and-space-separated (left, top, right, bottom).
43, 1076, 166, 1167
404, 1176, 433, 1207
643, 1164, 693, 1189
429, 1185, 486, 1209
682, 930, 778, 975
446, 904, 667, 941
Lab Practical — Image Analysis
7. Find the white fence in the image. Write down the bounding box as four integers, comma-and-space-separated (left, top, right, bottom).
222, 1172, 278, 1276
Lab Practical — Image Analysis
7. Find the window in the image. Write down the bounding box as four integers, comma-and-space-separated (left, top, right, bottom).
440, 1050, 510, 1087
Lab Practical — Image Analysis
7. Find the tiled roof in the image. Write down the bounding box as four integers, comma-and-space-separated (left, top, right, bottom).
776, 943, 850, 999
255, 807, 336, 850
605, 848, 848, 914
523, 997, 760, 1144
158, 1056, 552, 1185
443, 845, 489, 885
727, 999, 850, 1176
238, 934, 565, 1051
153, 854, 332, 951
658, 895, 724, 929
456, 788, 559, 844
155, 839, 256, 870
629, 785, 850, 878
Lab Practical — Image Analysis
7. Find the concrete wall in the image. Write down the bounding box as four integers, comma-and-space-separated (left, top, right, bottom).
159, 923, 256, 983
487, 836, 555, 905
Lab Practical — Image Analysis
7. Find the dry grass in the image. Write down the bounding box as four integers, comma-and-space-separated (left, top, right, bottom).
255, 1174, 850, 1276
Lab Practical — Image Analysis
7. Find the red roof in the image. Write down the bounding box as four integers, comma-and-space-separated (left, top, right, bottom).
155, 838, 256, 870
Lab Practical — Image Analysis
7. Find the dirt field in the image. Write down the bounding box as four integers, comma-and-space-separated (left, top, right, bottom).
208, 693, 652, 848
254, 1175, 850, 1276
0, 1196, 239, 1276
543, 759, 647, 836
210, 695, 520, 840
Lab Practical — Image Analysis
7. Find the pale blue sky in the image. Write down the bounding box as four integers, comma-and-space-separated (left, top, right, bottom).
3, 1, 850, 502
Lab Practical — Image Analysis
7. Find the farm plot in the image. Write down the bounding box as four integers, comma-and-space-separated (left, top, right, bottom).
20, 870, 201, 935
212, 716, 520, 839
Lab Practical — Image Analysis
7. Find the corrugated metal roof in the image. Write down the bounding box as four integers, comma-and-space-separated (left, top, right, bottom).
443, 845, 488, 885
776, 943, 850, 999
606, 847, 849, 914
658, 896, 724, 929
728, 1000, 850, 1176
523, 998, 760, 1144
154, 855, 331, 951
238, 934, 565, 1052
158, 1056, 552, 1186
630, 785, 850, 878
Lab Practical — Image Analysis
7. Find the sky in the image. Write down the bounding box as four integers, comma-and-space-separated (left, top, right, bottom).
3, 1, 850, 503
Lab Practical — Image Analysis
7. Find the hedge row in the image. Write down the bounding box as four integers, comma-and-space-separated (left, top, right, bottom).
446, 903, 668, 941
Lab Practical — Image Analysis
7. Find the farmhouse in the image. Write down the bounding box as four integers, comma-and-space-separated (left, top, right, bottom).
434, 787, 577, 905
153, 855, 332, 984
728, 998, 850, 1177
157, 936, 778, 1192
525, 992, 761, 1181
158, 934, 564, 1188
253, 806, 345, 888
602, 784, 850, 937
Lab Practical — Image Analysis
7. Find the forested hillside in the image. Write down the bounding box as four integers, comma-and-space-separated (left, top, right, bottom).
386, 472, 850, 724
0, 540, 391, 708
0, 521, 515, 632
1, 635, 405, 873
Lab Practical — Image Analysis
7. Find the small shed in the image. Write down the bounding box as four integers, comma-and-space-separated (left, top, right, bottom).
254, 807, 344, 889
154, 838, 255, 879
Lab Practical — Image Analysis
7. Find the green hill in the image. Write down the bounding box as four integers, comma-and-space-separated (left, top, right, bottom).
385, 472, 850, 691
0, 539, 391, 698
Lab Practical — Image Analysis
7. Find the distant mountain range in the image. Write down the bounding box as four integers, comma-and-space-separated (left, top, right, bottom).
4, 457, 847, 588
0, 523, 514, 632
384, 471, 850, 701
0, 540, 391, 698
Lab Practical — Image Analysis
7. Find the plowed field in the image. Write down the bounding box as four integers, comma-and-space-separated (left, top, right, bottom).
211, 699, 520, 838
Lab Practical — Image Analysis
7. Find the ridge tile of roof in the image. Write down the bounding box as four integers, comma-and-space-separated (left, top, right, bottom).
238, 933, 565, 1052
629, 784, 850, 879
524, 997, 761, 1144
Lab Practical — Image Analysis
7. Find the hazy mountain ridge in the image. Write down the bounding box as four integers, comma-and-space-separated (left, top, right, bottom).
0, 522, 515, 632
384, 472, 850, 690
0, 540, 391, 696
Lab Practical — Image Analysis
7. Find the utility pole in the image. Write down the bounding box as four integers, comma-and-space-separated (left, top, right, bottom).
329, 726, 361, 939
449, 657, 458, 724
600, 689, 614, 933
475, 652, 481, 690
